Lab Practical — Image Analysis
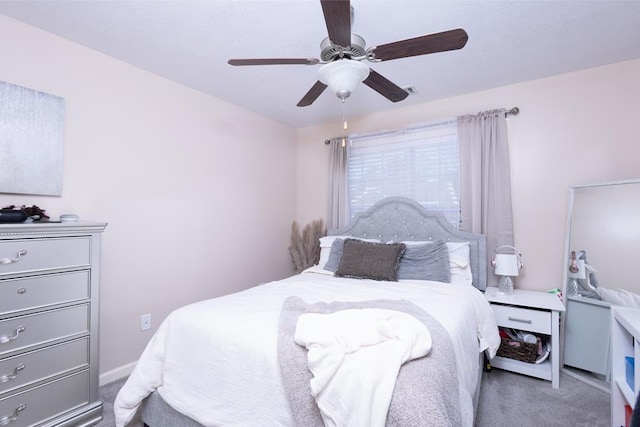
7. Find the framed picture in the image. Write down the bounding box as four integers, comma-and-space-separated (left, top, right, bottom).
0, 80, 65, 196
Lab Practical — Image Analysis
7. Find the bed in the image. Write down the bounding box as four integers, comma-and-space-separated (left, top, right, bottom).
113, 197, 500, 427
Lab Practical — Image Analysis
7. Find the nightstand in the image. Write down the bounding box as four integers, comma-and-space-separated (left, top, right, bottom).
485, 286, 566, 388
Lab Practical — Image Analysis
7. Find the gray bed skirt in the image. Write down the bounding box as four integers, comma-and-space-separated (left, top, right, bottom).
140, 391, 202, 427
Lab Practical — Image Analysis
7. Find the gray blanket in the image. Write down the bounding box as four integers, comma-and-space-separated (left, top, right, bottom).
277, 296, 462, 427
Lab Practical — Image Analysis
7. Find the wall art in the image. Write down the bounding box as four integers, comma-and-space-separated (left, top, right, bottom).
0, 80, 65, 196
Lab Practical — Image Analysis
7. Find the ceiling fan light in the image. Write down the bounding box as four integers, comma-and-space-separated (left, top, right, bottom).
317, 60, 370, 100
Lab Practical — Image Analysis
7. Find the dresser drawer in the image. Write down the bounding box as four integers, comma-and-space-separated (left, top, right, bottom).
0, 237, 90, 277
0, 338, 89, 396
0, 271, 90, 315
491, 304, 551, 335
0, 370, 89, 427
0, 305, 89, 357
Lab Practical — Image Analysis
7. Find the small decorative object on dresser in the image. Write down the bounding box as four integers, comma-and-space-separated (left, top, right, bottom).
485, 286, 565, 389
0, 205, 50, 223
0, 220, 106, 426
0, 209, 27, 224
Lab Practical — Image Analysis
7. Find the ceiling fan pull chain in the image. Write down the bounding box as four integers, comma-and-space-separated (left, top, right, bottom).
342, 98, 348, 148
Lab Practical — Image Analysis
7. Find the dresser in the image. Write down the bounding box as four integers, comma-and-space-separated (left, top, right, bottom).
0, 221, 106, 427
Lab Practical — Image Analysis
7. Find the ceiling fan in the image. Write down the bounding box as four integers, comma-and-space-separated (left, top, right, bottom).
228, 0, 468, 107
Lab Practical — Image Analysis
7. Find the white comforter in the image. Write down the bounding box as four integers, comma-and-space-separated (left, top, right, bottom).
114, 270, 500, 427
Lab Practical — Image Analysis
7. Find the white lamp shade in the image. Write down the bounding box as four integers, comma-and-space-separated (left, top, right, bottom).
494, 254, 520, 276
317, 60, 370, 99
568, 259, 586, 279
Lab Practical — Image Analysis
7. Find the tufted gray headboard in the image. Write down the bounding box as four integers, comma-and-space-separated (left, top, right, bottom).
328, 197, 487, 291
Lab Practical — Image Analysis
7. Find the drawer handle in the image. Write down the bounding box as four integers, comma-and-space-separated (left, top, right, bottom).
0, 364, 25, 384
0, 404, 26, 426
507, 316, 532, 324
0, 326, 25, 344
0, 250, 27, 265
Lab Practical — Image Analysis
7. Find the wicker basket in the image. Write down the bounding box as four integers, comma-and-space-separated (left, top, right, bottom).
496, 337, 538, 363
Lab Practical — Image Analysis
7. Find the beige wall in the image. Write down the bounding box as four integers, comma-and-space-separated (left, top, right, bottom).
0, 16, 297, 379
296, 59, 640, 293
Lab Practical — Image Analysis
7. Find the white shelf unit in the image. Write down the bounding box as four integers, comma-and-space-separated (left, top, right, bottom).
611, 307, 640, 427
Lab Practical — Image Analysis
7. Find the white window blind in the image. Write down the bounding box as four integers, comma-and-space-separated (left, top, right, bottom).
347, 118, 460, 227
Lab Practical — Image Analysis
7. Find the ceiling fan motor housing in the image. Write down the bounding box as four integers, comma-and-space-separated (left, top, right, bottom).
320, 34, 366, 61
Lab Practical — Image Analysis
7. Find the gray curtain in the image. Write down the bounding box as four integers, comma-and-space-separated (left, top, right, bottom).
457, 109, 514, 287
327, 138, 349, 229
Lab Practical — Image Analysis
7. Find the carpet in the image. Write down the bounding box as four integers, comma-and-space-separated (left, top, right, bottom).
475, 369, 609, 426
98, 369, 610, 426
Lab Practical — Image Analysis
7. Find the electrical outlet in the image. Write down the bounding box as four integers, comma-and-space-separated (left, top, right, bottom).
140, 313, 151, 331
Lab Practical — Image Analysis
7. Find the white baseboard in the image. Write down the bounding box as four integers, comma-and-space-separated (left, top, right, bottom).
99, 361, 138, 387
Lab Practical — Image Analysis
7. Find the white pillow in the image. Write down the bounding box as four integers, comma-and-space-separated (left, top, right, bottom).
397, 240, 472, 285
596, 287, 640, 308
318, 236, 380, 269
446, 242, 473, 286
302, 264, 335, 276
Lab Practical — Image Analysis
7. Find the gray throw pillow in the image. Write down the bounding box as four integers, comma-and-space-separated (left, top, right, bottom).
334, 239, 406, 282
398, 240, 451, 282
323, 238, 346, 272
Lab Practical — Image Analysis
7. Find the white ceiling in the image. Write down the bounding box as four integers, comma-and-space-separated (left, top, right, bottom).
1, 1, 639, 128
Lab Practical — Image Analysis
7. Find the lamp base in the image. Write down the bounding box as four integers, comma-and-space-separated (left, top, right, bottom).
497, 276, 514, 296
568, 278, 582, 297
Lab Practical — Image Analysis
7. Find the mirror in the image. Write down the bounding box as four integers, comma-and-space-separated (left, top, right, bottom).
562, 179, 640, 389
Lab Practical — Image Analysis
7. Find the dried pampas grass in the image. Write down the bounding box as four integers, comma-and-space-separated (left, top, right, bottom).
289, 219, 326, 273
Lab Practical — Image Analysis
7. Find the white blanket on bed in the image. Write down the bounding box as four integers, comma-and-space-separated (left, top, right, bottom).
295, 309, 431, 427
114, 271, 500, 427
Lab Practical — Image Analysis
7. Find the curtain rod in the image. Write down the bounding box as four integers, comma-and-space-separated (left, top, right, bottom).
505, 107, 520, 116
324, 106, 520, 144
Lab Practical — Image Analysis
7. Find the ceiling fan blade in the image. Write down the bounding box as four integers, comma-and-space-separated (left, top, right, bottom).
320, 0, 351, 47
363, 69, 409, 103
370, 29, 469, 62
297, 81, 328, 107
228, 58, 319, 66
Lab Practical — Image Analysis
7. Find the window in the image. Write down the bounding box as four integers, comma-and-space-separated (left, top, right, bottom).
347, 118, 460, 226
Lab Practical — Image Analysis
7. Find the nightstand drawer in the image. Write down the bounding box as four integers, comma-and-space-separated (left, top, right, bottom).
0, 271, 90, 315
0, 237, 90, 277
492, 304, 551, 335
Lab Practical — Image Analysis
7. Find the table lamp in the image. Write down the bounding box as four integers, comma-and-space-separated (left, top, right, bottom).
493, 245, 523, 296
568, 251, 586, 297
